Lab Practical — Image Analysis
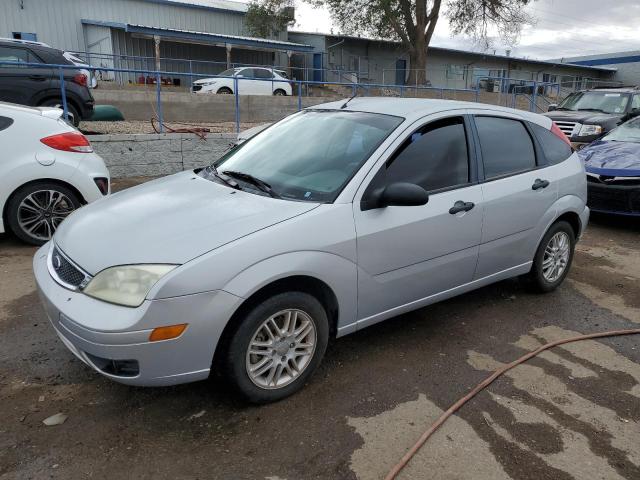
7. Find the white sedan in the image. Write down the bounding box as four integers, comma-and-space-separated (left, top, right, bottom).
192, 67, 293, 96
0, 102, 110, 245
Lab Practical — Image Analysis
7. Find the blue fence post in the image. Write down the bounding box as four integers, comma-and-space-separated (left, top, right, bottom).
155, 72, 164, 133
297, 81, 302, 111
352, 82, 356, 97
189, 60, 193, 90
234, 76, 240, 135
58, 67, 69, 123
475, 86, 480, 103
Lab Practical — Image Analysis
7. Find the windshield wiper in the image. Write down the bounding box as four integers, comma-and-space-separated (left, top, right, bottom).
203, 165, 242, 190
222, 170, 281, 198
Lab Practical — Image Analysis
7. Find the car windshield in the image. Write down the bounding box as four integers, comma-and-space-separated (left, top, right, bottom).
558, 92, 630, 114
602, 117, 640, 143
209, 110, 403, 202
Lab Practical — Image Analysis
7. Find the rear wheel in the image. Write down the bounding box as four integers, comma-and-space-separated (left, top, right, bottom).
217, 87, 233, 94
224, 292, 329, 403
527, 221, 575, 292
39, 99, 80, 127
273, 89, 287, 96
6, 182, 81, 246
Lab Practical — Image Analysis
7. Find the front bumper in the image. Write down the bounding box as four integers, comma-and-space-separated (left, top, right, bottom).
34, 245, 242, 386
587, 181, 640, 216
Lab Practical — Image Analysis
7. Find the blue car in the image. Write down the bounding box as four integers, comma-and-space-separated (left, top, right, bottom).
579, 117, 640, 216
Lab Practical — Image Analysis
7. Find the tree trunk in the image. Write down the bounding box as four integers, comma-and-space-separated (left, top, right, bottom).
408, 31, 428, 86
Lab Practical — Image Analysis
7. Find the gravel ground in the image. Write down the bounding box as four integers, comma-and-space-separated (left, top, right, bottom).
79, 120, 264, 135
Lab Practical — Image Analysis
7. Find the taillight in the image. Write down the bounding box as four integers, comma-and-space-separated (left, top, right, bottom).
41, 132, 93, 153
72, 73, 88, 87
551, 122, 571, 146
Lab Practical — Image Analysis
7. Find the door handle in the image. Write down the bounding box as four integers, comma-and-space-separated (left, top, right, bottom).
29, 75, 47, 81
449, 200, 475, 215
532, 178, 550, 190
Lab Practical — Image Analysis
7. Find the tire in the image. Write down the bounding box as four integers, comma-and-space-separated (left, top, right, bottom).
39, 99, 81, 127
273, 89, 287, 96
526, 221, 575, 293
224, 291, 329, 403
217, 87, 233, 94
6, 182, 82, 246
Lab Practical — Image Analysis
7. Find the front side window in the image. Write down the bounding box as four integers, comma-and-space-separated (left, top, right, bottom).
557, 91, 630, 115
475, 116, 536, 179
0, 46, 40, 67
380, 116, 470, 192
210, 110, 403, 202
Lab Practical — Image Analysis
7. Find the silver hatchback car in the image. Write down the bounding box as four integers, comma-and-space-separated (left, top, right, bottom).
34, 98, 589, 403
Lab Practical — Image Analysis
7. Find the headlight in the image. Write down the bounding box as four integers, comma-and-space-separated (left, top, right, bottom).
578, 124, 602, 137
202, 80, 218, 86
83, 264, 177, 307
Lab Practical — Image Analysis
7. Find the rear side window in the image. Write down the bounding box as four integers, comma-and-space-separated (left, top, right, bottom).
253, 69, 274, 79
0, 116, 14, 131
0, 46, 41, 67
383, 116, 469, 192
530, 122, 573, 165
475, 116, 536, 179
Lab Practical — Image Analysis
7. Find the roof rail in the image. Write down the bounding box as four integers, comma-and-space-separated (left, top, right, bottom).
590, 84, 638, 90
0, 37, 51, 47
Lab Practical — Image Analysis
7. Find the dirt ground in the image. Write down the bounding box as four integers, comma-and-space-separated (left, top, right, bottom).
0, 177, 639, 480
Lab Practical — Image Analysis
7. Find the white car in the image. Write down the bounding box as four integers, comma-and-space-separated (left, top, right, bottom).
192, 67, 292, 96
0, 102, 109, 245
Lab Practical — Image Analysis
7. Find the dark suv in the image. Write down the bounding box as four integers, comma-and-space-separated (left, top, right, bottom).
544, 86, 640, 149
0, 39, 94, 126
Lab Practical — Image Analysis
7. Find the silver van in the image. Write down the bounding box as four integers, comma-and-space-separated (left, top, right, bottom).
34, 98, 589, 403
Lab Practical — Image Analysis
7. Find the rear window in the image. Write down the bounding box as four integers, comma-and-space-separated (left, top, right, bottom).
530, 123, 573, 164
475, 116, 536, 179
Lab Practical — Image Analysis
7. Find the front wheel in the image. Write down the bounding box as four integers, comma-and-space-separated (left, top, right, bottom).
224, 292, 329, 403
217, 87, 233, 94
527, 221, 575, 292
6, 182, 81, 246
273, 89, 287, 96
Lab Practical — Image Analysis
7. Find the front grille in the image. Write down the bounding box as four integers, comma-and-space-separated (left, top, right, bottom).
554, 121, 581, 137
588, 183, 640, 214
49, 246, 91, 289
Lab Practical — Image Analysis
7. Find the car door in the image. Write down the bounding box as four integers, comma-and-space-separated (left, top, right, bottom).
253, 68, 275, 95
353, 113, 483, 327
0, 45, 52, 105
470, 113, 559, 279
236, 68, 259, 95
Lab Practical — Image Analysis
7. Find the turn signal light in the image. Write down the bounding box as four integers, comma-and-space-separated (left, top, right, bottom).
149, 324, 188, 342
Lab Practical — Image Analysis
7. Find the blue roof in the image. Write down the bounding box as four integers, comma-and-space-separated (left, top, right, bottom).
82, 20, 314, 52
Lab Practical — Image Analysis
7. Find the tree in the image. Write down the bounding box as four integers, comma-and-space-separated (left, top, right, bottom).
251, 0, 532, 85
246, 0, 296, 39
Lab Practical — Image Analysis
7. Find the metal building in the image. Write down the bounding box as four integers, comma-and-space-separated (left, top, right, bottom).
1, 0, 313, 84
553, 51, 640, 86
288, 31, 618, 92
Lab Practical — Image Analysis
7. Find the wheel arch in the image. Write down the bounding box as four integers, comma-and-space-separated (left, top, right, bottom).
2, 177, 87, 230
211, 274, 340, 373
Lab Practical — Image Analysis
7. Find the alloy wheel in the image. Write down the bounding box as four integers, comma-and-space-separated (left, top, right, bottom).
542, 231, 570, 282
245, 309, 317, 389
17, 190, 75, 242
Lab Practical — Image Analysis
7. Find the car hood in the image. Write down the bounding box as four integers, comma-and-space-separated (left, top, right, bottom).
54, 171, 319, 274
544, 110, 622, 124
193, 77, 221, 85
578, 140, 640, 176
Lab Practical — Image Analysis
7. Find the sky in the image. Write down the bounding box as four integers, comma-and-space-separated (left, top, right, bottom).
291, 0, 640, 60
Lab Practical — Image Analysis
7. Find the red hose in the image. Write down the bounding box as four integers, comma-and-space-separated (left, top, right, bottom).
385, 328, 640, 480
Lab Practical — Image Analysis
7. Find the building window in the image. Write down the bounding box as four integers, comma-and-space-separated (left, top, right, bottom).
446, 64, 465, 79
12, 32, 38, 41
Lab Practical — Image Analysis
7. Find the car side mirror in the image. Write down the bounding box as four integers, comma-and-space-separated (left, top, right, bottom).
547, 104, 558, 112
362, 182, 429, 211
